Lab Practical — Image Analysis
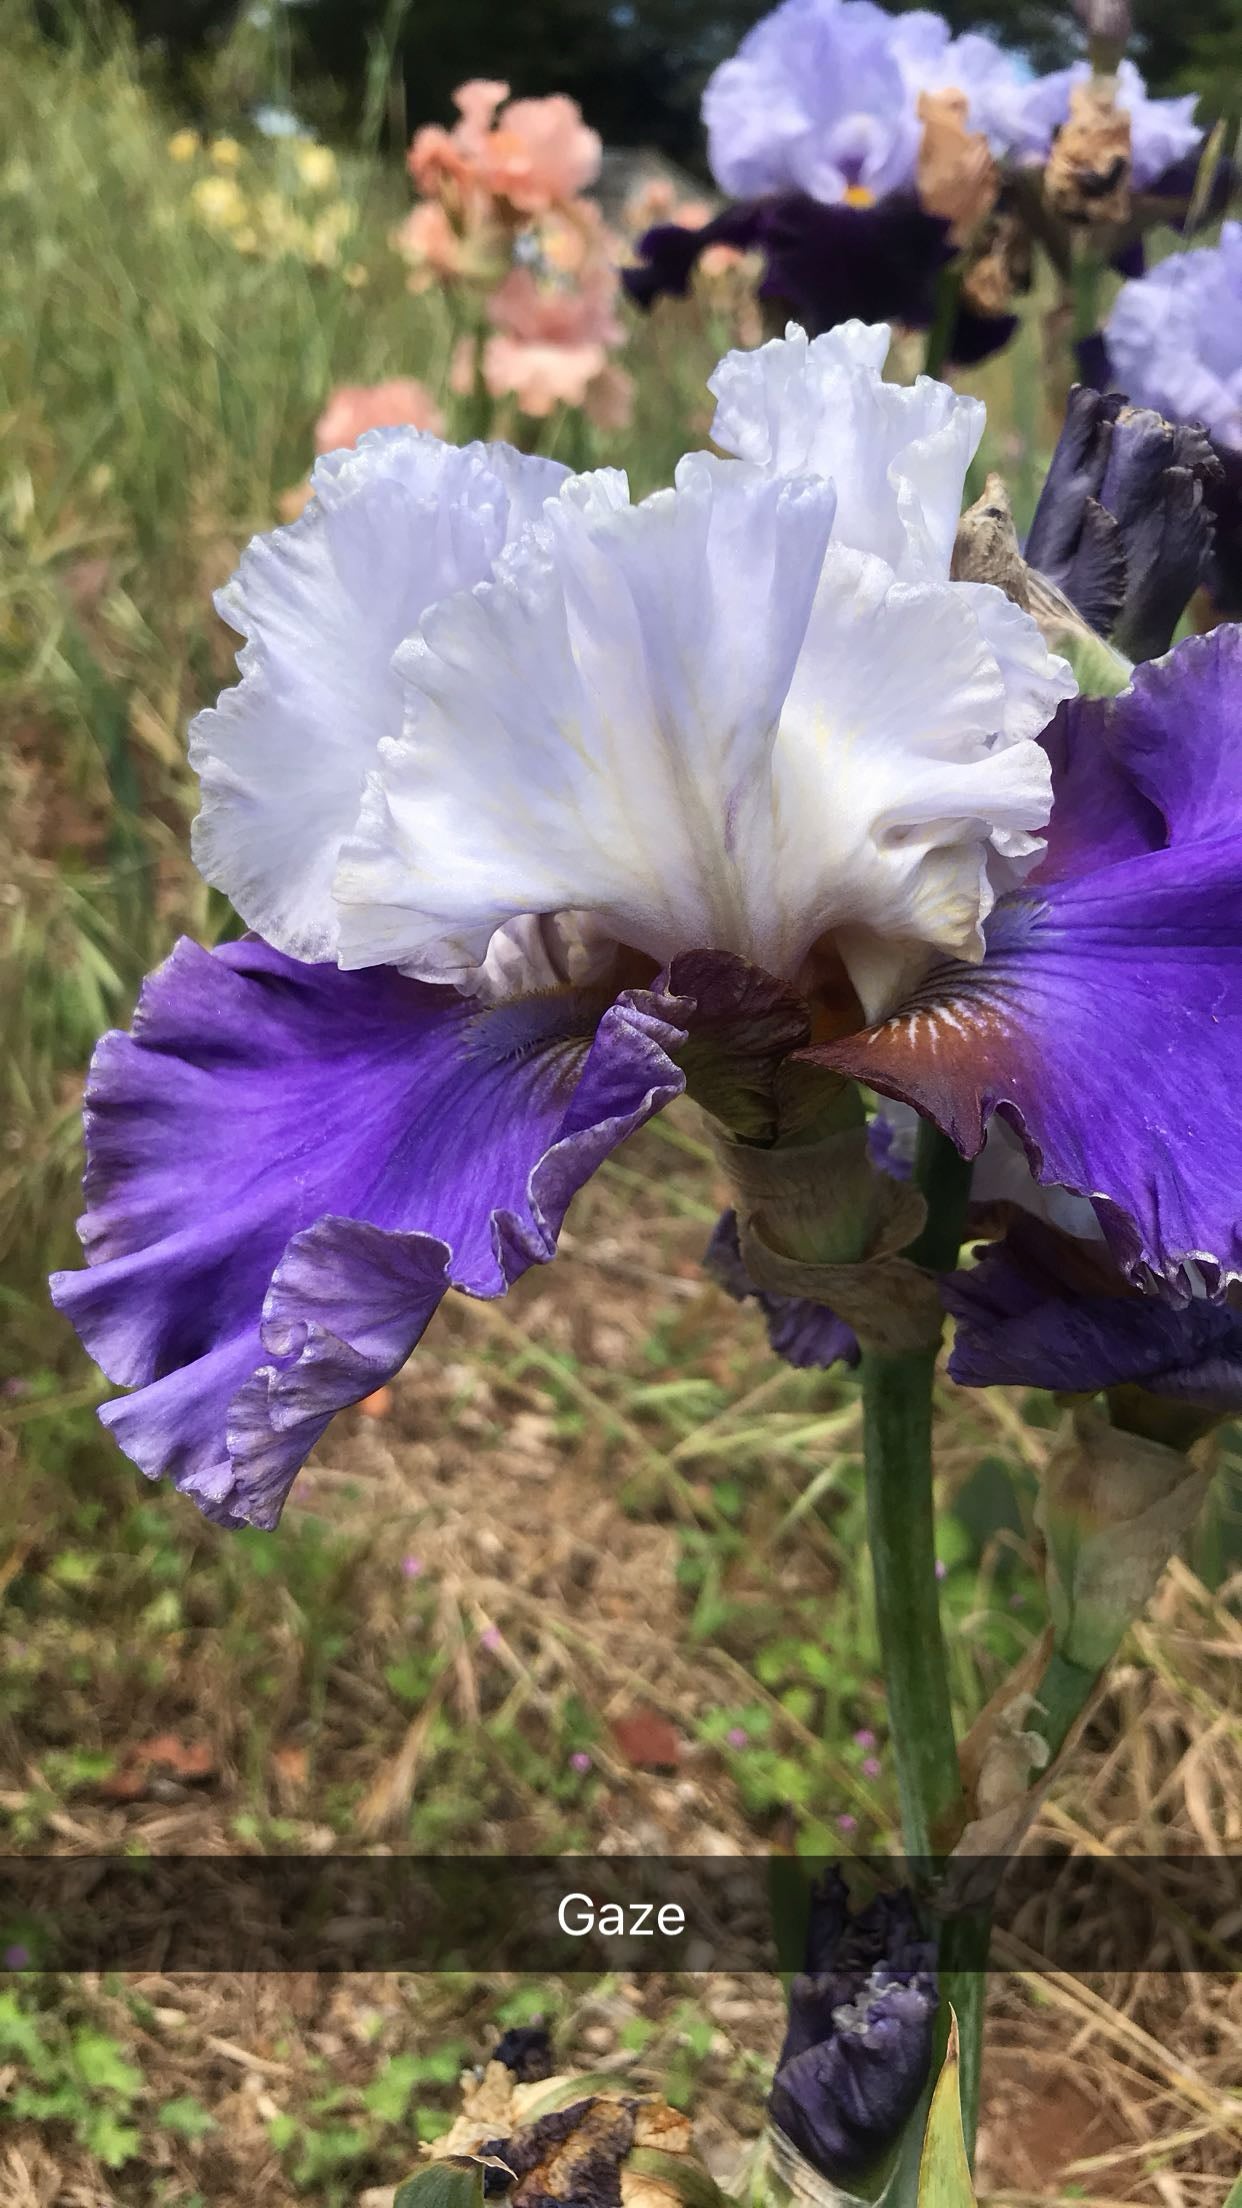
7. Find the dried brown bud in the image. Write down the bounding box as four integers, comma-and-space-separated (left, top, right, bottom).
950, 474, 1031, 609
916, 87, 999, 243
1074, 0, 1132, 49
961, 206, 1032, 320
1044, 77, 1132, 226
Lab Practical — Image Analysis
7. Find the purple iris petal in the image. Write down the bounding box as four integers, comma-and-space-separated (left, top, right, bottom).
807, 630, 1242, 1298
624, 194, 1014, 366
703, 1209, 861, 1371
53, 939, 794, 1527
1024, 384, 1220, 659
702, 0, 921, 206
945, 1216, 1242, 1413
770, 1871, 937, 2189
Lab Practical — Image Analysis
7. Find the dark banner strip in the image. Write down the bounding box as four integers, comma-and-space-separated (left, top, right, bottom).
2, 1855, 1240, 1973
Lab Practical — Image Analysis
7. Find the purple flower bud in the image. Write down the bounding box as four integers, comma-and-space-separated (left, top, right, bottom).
568, 1750, 592, 1775
1025, 384, 1220, 660
769, 1872, 937, 2191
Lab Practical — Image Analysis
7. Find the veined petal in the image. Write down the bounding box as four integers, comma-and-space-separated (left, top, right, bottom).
334, 458, 839, 982
51, 938, 683, 1525
771, 548, 1061, 1013
190, 431, 569, 962
708, 321, 984, 577
335, 454, 1066, 1003
809, 632, 1242, 1293
51, 939, 800, 1527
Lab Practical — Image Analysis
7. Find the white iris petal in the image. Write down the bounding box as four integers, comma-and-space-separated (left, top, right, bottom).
707, 321, 985, 578
189, 430, 571, 962
195, 326, 1076, 1023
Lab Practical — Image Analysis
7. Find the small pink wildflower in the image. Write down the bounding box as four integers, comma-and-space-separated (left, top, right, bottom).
726, 1725, 749, 1749
402, 1554, 423, 1580
862, 1755, 882, 1780
569, 1750, 592, 1774
853, 1727, 876, 1750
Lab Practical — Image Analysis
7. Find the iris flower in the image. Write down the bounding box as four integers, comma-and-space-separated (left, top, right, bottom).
625, 0, 1025, 362
52, 324, 1242, 1529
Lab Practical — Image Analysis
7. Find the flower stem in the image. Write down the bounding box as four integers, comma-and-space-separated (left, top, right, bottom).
861, 1345, 961, 1856
923, 262, 964, 382
862, 1127, 969, 1856
861, 1124, 980, 2175
1027, 1645, 1102, 1761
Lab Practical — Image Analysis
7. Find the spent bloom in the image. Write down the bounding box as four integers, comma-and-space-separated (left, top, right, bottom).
1001, 57, 1201, 191
769, 1871, 936, 2190
50, 323, 1242, 1530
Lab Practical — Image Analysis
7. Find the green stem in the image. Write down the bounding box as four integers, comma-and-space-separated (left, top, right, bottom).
861, 1126, 970, 1855
862, 1346, 961, 1857
861, 1123, 983, 2181
1026, 1646, 1101, 1761
923, 261, 964, 382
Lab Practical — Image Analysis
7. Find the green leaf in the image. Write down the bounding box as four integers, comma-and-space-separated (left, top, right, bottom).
1221, 2173, 1242, 2208
394, 2157, 505, 2208
0, 1992, 49, 2067
917, 2017, 977, 2208
158, 2094, 216, 2138
71, 2027, 143, 2100
81, 2107, 142, 2168
362, 2051, 423, 2123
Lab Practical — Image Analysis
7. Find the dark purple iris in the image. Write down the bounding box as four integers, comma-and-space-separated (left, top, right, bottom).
624, 194, 1015, 366
769, 1872, 937, 2190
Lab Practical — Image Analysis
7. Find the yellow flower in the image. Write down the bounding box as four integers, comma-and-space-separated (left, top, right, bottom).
294, 141, 337, 192
167, 128, 199, 163
191, 175, 247, 229
343, 261, 369, 289
319, 198, 356, 240
209, 137, 243, 171
308, 218, 341, 267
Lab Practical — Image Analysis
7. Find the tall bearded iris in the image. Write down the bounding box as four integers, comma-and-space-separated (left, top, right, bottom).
51, 323, 1242, 1531
624, 0, 1027, 363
